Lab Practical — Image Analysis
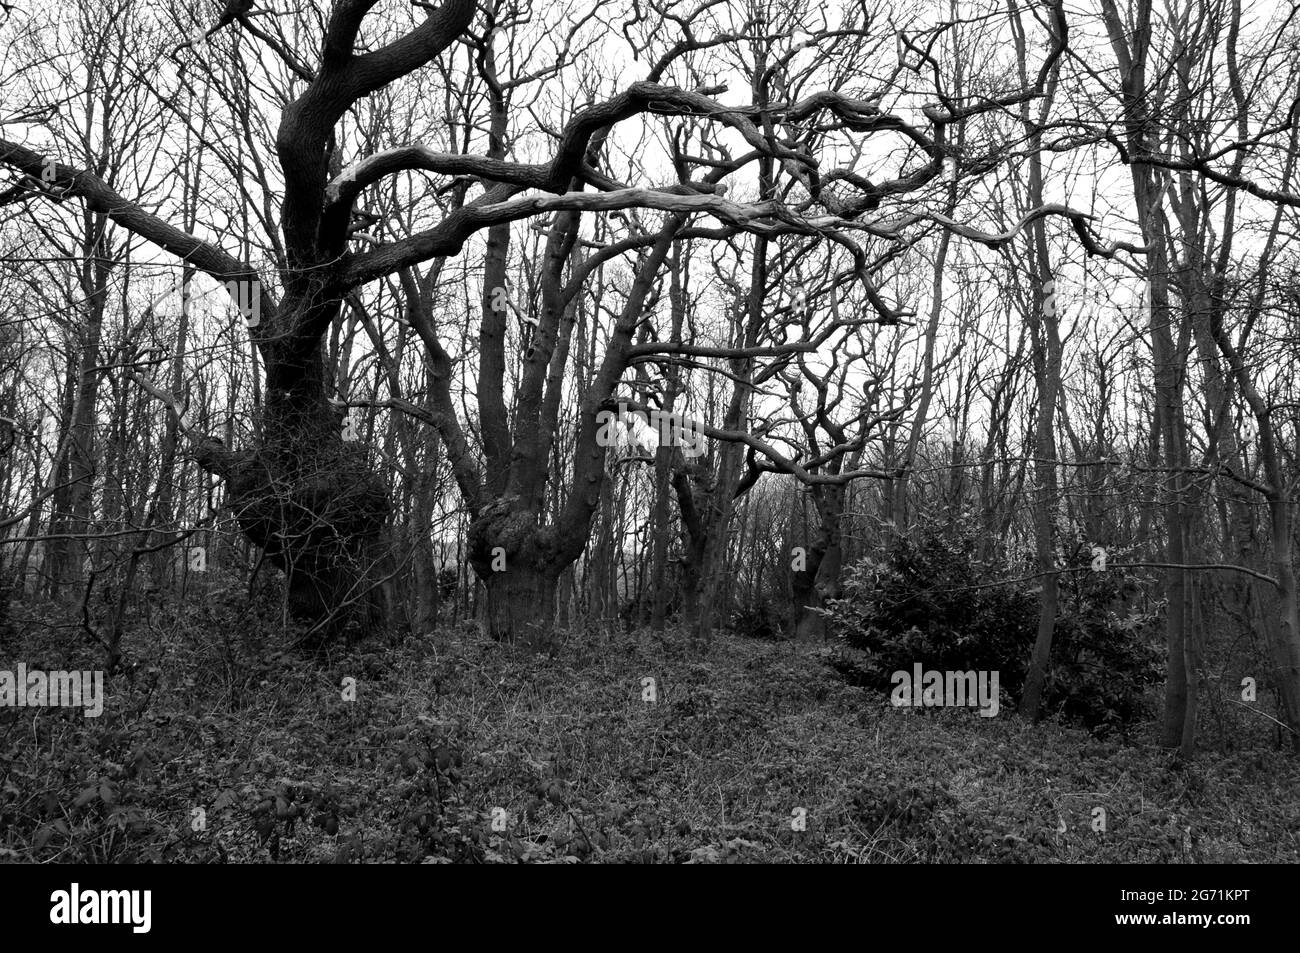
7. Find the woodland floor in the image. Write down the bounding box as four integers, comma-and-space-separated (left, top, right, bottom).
2, 599, 1299, 863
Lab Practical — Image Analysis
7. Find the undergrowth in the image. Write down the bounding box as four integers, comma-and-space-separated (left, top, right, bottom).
1, 598, 1297, 863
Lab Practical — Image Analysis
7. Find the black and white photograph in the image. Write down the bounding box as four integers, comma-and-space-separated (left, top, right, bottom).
0, 0, 1294, 910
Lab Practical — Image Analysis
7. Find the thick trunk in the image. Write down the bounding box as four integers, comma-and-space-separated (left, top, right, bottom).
692, 482, 738, 639
671, 464, 709, 626
215, 438, 392, 645
790, 485, 846, 643
195, 331, 393, 645
468, 503, 562, 645
789, 549, 817, 639
482, 563, 559, 646
793, 544, 842, 643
